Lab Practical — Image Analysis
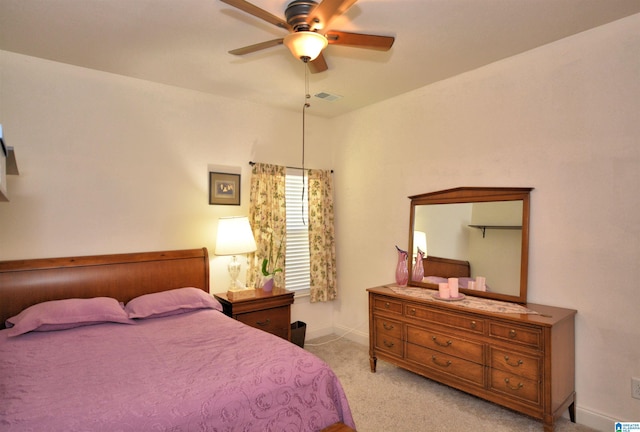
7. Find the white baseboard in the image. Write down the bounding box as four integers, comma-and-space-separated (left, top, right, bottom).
305, 325, 335, 342
305, 324, 368, 346
332, 323, 369, 346
573, 406, 618, 432
341, 328, 369, 346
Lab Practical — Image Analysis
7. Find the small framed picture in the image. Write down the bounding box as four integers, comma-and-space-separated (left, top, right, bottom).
209, 172, 240, 205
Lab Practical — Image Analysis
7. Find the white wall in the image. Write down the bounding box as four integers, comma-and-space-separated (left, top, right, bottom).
331, 13, 640, 429
1, 12, 639, 430
0, 50, 335, 338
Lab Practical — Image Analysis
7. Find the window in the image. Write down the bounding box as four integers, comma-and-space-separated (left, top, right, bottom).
285, 170, 310, 292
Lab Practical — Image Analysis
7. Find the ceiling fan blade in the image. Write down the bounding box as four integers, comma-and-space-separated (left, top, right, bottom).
325, 30, 394, 51
229, 38, 284, 55
307, 0, 358, 31
220, 0, 291, 31
308, 53, 329, 74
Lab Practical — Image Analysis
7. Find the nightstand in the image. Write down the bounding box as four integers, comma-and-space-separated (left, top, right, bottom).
214, 288, 295, 341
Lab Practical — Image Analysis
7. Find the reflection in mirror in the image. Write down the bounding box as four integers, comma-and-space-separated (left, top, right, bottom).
408, 187, 533, 304
415, 201, 522, 296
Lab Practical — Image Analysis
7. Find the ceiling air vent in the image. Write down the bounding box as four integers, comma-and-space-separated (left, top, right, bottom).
314, 92, 342, 102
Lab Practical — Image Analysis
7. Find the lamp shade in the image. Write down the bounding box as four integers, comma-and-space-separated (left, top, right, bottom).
283, 31, 328, 61
413, 231, 427, 257
214, 216, 257, 256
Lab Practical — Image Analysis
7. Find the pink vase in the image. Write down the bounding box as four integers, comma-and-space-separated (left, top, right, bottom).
412, 248, 425, 282
262, 276, 274, 292
395, 246, 409, 287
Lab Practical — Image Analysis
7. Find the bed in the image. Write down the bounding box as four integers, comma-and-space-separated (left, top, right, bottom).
422, 255, 470, 280
420, 255, 473, 287
0, 248, 355, 432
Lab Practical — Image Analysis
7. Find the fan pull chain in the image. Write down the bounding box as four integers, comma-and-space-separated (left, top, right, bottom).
301, 61, 311, 225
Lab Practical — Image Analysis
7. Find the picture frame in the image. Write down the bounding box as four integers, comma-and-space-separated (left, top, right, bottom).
209, 172, 240, 205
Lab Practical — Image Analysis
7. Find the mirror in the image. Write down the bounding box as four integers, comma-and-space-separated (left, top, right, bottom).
408, 187, 533, 304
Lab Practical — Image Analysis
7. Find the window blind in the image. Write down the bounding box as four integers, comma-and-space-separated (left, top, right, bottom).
285, 171, 310, 292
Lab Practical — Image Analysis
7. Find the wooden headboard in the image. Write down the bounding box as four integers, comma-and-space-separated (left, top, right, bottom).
0, 248, 210, 328
423, 255, 470, 278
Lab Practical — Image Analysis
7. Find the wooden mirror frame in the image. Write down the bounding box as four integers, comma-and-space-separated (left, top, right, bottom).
408, 187, 533, 304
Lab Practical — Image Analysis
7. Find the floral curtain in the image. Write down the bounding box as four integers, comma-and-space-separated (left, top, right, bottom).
248, 163, 286, 289
308, 169, 337, 302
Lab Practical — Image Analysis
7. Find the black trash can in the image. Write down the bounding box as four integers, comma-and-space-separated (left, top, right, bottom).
290, 321, 306, 348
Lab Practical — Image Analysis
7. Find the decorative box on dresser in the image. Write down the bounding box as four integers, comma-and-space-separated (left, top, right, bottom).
214, 288, 294, 341
368, 285, 576, 432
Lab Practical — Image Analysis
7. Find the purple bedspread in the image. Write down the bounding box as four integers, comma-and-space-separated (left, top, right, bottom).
0, 310, 354, 431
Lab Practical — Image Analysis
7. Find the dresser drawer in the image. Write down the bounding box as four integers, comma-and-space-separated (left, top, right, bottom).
404, 303, 485, 335
374, 316, 402, 339
489, 322, 542, 350
490, 347, 541, 381
406, 325, 484, 363
406, 343, 484, 386
489, 368, 541, 406
374, 333, 403, 357
372, 296, 403, 315
236, 306, 290, 336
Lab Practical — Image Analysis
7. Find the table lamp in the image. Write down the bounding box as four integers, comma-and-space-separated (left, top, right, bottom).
215, 216, 257, 291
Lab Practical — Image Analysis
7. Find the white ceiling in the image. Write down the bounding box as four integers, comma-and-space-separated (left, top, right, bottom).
1, 0, 639, 118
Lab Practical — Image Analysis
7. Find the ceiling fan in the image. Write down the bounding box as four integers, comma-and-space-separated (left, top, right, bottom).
220, 0, 395, 73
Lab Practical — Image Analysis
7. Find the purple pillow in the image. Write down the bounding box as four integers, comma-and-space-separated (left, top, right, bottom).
125, 287, 222, 319
424, 276, 448, 284
5, 297, 133, 337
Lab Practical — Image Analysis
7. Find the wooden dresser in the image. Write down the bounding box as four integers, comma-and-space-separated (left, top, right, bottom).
368, 285, 576, 432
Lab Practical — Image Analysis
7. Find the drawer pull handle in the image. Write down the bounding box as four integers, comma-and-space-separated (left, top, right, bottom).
504, 356, 524, 367
409, 308, 416, 316
432, 336, 452, 347
504, 378, 524, 390
256, 319, 271, 327
385, 302, 390, 309
470, 321, 477, 329
383, 340, 395, 348
431, 356, 452, 368
509, 329, 517, 338
383, 323, 395, 331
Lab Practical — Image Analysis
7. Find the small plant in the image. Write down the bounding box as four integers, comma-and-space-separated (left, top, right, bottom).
261, 231, 283, 277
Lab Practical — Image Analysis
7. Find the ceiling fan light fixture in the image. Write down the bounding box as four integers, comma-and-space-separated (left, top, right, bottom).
283, 31, 327, 61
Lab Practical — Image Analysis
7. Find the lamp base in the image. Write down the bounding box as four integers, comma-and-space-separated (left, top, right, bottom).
227, 256, 254, 292
226, 289, 258, 301
227, 255, 241, 291
228, 280, 255, 292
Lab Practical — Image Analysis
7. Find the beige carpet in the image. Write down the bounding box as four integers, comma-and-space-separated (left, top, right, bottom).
305, 335, 598, 432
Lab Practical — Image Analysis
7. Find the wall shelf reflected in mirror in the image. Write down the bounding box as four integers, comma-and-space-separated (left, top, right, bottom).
468, 224, 522, 238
